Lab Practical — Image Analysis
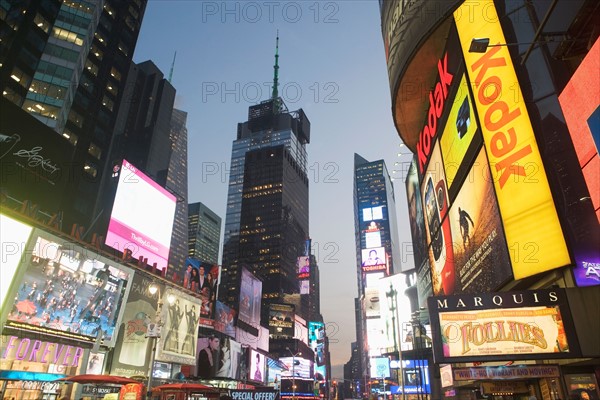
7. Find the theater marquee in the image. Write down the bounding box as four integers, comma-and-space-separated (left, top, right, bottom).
428, 289, 580, 363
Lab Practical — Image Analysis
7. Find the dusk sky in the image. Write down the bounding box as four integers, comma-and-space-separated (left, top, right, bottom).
133, 0, 415, 376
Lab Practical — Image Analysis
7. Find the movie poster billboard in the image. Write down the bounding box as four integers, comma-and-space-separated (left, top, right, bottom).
110, 275, 162, 377
155, 288, 200, 365
0, 213, 33, 310
214, 301, 236, 338
447, 149, 512, 293
196, 333, 242, 379
269, 303, 295, 338
422, 143, 454, 296
239, 267, 262, 328
428, 289, 581, 363
455, 0, 570, 280
183, 258, 219, 325
3, 228, 132, 346
105, 159, 177, 271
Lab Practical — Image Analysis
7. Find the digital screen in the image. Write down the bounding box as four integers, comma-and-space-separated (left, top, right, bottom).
196, 333, 242, 380
365, 231, 382, 249
369, 357, 390, 379
308, 322, 326, 368
401, 359, 430, 394
269, 303, 295, 339
214, 301, 236, 338
280, 356, 312, 378
238, 267, 262, 328
4, 229, 132, 346
363, 206, 384, 221
364, 286, 381, 318
366, 318, 385, 357
152, 362, 172, 379
105, 159, 177, 271
250, 350, 265, 383
183, 258, 220, 323
296, 256, 310, 280
378, 274, 412, 351
361, 247, 387, 273
0, 214, 33, 310
299, 280, 310, 295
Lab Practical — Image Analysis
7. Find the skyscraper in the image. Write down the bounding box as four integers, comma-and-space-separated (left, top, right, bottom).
188, 201, 222, 265
1, 0, 147, 228
219, 36, 311, 317
352, 154, 400, 381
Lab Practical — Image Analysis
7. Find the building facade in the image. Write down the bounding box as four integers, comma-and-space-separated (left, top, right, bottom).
188, 201, 222, 265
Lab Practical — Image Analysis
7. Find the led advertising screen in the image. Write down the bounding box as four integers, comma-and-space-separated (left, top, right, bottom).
280, 356, 312, 378
405, 159, 428, 279
366, 318, 385, 357
308, 322, 326, 368
364, 285, 381, 318
250, 350, 265, 383
299, 280, 310, 295
155, 288, 201, 366
378, 274, 412, 352
421, 143, 454, 296
363, 206, 384, 221
439, 73, 482, 200
110, 275, 162, 377
455, 0, 570, 280
400, 359, 430, 394
296, 256, 310, 280
428, 289, 580, 363
361, 247, 387, 273
3, 229, 132, 346
447, 148, 512, 293
269, 303, 295, 339
196, 333, 242, 379
0, 214, 33, 310
238, 267, 262, 328
183, 258, 220, 324
214, 301, 236, 338
105, 159, 177, 271
369, 357, 390, 379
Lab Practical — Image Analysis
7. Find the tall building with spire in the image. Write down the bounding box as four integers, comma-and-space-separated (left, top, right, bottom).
219, 35, 311, 320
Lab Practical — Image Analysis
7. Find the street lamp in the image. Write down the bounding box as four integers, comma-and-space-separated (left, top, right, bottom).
385, 283, 404, 400
146, 283, 175, 400
286, 347, 301, 400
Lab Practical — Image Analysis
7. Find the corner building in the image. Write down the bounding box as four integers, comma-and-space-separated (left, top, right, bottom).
380, 1, 599, 399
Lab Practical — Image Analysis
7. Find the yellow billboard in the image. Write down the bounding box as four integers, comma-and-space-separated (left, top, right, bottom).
453, 0, 570, 279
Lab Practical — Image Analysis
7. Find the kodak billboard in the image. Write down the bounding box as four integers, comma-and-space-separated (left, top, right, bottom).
453, 0, 570, 279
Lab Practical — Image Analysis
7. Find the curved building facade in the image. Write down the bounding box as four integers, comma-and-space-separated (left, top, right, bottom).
381, 1, 599, 399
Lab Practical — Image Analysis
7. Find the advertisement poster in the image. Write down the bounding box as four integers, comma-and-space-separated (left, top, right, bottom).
110, 275, 161, 377
422, 143, 454, 296
369, 357, 390, 379
378, 274, 411, 352
455, 0, 570, 279
183, 258, 219, 324
238, 267, 262, 328
308, 322, 326, 379
296, 256, 310, 280
196, 333, 242, 379
400, 359, 430, 394
4, 229, 132, 346
214, 301, 236, 337
428, 289, 580, 363
361, 247, 387, 273
156, 288, 200, 365
405, 159, 428, 277
269, 303, 295, 338
249, 349, 265, 383
105, 159, 177, 271
439, 73, 482, 200
447, 149, 512, 293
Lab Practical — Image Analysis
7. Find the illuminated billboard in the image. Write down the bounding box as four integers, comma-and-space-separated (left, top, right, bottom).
369, 357, 390, 379
363, 206, 384, 221
378, 274, 412, 352
214, 301, 236, 337
399, 359, 430, 395
428, 289, 580, 363
0, 214, 33, 310
455, 0, 570, 279
3, 229, 132, 346
196, 333, 242, 379
361, 247, 387, 273
156, 288, 201, 366
249, 350, 265, 383
184, 258, 220, 324
238, 267, 262, 328
447, 149, 512, 293
105, 159, 177, 271
308, 322, 326, 367
421, 143, 454, 296
296, 256, 310, 280
110, 275, 162, 377
269, 303, 295, 339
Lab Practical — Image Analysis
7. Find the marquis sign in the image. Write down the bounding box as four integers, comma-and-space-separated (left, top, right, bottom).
428, 289, 581, 363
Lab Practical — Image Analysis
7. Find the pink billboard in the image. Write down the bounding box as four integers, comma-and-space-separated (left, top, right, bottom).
105, 160, 177, 271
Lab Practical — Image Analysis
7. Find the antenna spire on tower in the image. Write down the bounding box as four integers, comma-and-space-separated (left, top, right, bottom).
272, 31, 279, 100
168, 51, 177, 83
